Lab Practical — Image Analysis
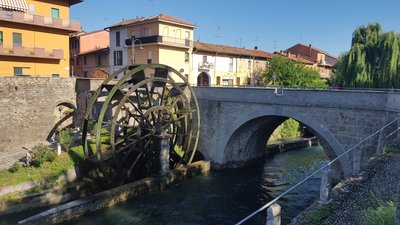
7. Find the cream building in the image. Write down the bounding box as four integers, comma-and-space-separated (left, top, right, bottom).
106, 14, 195, 80
191, 42, 273, 86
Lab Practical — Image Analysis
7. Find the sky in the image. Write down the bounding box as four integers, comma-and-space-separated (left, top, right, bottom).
70, 0, 400, 57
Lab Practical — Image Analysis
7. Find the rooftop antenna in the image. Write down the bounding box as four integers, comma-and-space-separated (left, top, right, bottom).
148, 0, 154, 15
273, 40, 277, 51
214, 26, 222, 39
236, 38, 242, 48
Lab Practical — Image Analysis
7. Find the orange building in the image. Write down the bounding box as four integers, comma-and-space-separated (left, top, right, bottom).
0, 0, 82, 77
70, 30, 110, 77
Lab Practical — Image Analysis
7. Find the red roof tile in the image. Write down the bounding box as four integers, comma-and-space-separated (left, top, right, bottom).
194, 42, 273, 59
108, 13, 196, 29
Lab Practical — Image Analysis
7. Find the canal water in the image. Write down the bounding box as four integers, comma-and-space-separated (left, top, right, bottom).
63, 145, 328, 225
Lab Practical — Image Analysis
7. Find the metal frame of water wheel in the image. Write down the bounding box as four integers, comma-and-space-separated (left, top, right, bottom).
81, 64, 200, 185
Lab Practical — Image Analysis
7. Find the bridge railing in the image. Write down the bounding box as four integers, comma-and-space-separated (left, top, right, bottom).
235, 116, 400, 225
193, 84, 400, 93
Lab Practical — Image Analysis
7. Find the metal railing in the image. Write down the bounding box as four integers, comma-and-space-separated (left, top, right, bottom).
192, 84, 400, 93
236, 116, 400, 225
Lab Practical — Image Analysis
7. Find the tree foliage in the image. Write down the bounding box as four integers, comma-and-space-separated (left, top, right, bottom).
333, 23, 400, 88
261, 55, 325, 87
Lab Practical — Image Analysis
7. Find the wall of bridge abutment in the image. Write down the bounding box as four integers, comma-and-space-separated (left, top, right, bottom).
193, 87, 400, 177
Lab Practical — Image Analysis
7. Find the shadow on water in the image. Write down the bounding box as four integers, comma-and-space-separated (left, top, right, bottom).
63, 145, 328, 225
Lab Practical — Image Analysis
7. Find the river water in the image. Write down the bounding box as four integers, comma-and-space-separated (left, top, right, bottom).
62, 145, 328, 225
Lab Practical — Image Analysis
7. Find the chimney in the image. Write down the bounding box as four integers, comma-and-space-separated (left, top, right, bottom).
288, 51, 291, 58
309, 44, 312, 56
254, 46, 258, 50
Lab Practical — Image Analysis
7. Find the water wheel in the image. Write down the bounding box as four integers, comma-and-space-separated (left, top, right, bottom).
81, 64, 200, 187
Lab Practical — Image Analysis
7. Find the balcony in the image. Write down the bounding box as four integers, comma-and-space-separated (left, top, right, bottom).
0, 44, 64, 59
198, 62, 214, 71
135, 35, 193, 48
0, 10, 81, 32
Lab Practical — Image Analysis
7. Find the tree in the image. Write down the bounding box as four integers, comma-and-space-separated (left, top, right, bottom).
333, 23, 400, 88
261, 55, 325, 87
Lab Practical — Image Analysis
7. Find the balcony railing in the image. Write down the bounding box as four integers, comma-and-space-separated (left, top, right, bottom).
136, 35, 193, 48
0, 44, 64, 59
198, 62, 214, 70
0, 10, 81, 32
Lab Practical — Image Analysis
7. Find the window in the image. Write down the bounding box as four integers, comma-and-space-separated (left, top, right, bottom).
147, 50, 152, 64
216, 76, 221, 86
83, 71, 88, 77
114, 51, 123, 65
140, 28, 146, 37
185, 31, 190, 46
97, 54, 102, 65
13, 33, 22, 46
163, 26, 169, 36
0, 31, 3, 45
202, 55, 207, 64
185, 52, 189, 63
52, 74, 60, 78
51, 8, 59, 19
29, 4, 35, 14
116, 31, 120, 47
248, 60, 251, 70
131, 31, 136, 40
236, 77, 241, 86
222, 77, 233, 86
14, 67, 23, 76
83, 56, 87, 65
229, 57, 234, 72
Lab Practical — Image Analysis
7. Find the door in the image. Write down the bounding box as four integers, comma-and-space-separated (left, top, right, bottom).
197, 72, 210, 86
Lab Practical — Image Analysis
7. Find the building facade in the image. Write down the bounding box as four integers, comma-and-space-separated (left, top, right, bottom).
107, 14, 195, 80
192, 42, 273, 86
70, 30, 110, 77
0, 0, 82, 77
285, 43, 337, 79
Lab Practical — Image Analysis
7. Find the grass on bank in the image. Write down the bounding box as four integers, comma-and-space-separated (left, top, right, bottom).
0, 146, 85, 188
363, 201, 396, 225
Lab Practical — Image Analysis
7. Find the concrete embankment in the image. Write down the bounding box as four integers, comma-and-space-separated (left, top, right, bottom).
267, 137, 317, 156
18, 160, 210, 225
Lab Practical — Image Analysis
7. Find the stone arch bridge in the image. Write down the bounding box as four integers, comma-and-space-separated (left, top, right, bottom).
193, 87, 400, 178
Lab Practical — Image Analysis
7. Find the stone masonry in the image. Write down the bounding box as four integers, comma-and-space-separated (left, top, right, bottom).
194, 87, 400, 177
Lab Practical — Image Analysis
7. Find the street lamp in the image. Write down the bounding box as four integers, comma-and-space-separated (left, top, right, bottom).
125, 37, 143, 65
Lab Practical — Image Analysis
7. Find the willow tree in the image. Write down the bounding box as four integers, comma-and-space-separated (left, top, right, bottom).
334, 23, 400, 88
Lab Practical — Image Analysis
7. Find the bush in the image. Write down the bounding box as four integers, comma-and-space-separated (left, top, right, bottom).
8, 162, 20, 173
57, 128, 73, 151
363, 201, 396, 225
31, 144, 57, 167
280, 118, 301, 139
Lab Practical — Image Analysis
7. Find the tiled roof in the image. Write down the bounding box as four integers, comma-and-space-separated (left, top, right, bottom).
274, 51, 315, 65
289, 43, 338, 59
108, 13, 196, 29
194, 42, 274, 59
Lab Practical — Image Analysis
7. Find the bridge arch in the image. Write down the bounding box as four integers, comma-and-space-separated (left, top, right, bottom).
221, 108, 352, 177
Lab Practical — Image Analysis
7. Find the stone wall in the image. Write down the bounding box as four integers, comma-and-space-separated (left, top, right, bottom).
0, 77, 104, 169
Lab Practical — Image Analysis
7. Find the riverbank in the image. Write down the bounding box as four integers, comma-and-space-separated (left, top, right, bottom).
290, 141, 400, 225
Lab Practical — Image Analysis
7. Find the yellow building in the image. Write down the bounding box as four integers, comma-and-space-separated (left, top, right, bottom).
0, 0, 82, 77
107, 14, 195, 80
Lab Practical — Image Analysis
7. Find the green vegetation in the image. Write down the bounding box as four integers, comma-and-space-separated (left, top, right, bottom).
300, 203, 338, 225
280, 118, 301, 139
31, 144, 57, 167
7, 162, 20, 173
0, 144, 84, 189
57, 128, 74, 151
363, 201, 396, 225
384, 146, 399, 154
333, 23, 400, 88
261, 55, 326, 87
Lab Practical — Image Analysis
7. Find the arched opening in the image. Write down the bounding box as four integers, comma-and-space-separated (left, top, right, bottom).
222, 115, 349, 177
47, 101, 76, 142
220, 115, 345, 223
197, 72, 210, 86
